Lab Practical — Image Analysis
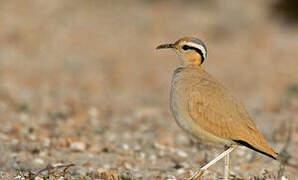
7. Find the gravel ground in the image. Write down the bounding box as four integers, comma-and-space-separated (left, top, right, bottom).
0, 0, 297, 179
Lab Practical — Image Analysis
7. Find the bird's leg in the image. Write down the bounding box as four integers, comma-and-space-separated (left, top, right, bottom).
187, 145, 237, 180
224, 150, 230, 180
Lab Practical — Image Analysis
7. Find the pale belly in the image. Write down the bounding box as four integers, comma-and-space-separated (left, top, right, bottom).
170, 91, 234, 146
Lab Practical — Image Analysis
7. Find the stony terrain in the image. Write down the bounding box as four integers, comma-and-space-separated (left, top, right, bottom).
0, 0, 297, 179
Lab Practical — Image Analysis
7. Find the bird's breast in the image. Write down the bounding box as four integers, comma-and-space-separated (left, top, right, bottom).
170, 68, 200, 136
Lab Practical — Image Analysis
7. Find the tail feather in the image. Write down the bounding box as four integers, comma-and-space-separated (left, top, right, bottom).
233, 139, 278, 160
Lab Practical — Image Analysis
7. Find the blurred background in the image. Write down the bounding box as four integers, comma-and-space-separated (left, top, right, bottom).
0, 0, 297, 179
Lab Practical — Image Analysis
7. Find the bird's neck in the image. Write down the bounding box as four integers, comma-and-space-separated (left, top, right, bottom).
185, 63, 203, 69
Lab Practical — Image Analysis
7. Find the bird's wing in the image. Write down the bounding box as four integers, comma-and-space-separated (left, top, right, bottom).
187, 77, 277, 159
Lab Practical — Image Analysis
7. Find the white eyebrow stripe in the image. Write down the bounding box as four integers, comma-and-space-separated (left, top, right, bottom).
184, 42, 207, 58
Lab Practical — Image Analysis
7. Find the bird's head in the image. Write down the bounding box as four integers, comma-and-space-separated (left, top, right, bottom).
156, 37, 207, 66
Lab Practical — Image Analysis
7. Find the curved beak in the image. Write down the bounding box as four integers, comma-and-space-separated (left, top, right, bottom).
156, 43, 174, 50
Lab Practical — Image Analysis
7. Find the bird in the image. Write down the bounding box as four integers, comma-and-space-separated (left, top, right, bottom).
156, 37, 278, 180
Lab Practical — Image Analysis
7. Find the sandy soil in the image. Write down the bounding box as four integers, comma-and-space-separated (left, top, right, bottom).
0, 0, 297, 179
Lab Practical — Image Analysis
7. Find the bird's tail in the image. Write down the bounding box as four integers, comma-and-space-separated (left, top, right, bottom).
233, 139, 278, 160
233, 128, 278, 160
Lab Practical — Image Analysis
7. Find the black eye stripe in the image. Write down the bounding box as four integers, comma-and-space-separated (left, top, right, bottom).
181, 45, 205, 64
182, 45, 191, 50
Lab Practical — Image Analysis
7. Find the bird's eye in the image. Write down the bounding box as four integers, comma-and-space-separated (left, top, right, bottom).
182, 45, 190, 50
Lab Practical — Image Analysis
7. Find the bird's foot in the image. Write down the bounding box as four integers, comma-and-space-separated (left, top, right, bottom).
184, 169, 205, 180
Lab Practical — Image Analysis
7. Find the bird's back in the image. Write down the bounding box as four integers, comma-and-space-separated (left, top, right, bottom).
170, 66, 277, 159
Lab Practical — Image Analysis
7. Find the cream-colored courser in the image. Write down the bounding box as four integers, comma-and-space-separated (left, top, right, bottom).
156, 37, 277, 180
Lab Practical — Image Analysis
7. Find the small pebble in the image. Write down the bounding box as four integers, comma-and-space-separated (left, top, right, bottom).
106, 133, 117, 141
158, 150, 165, 157
13, 175, 23, 180
165, 175, 177, 180
76, 169, 86, 175
133, 144, 141, 151
176, 134, 188, 143
39, 151, 48, 157
97, 168, 106, 174
11, 138, 18, 145
177, 150, 188, 158
88, 107, 98, 118
234, 166, 240, 171
42, 138, 51, 147
103, 164, 110, 169
149, 154, 157, 162
28, 134, 36, 141
19, 113, 29, 122
181, 162, 189, 168
154, 143, 166, 150
34, 158, 44, 165
52, 163, 63, 167
122, 143, 130, 150
88, 154, 94, 158
135, 173, 143, 178
176, 168, 186, 175
139, 152, 146, 159
168, 147, 176, 153
124, 162, 132, 169
191, 147, 198, 153
70, 142, 86, 152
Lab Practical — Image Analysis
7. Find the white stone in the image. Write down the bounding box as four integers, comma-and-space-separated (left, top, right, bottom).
176, 168, 185, 175
140, 152, 146, 159
154, 143, 166, 150
28, 134, 36, 141
88, 107, 98, 118
42, 138, 51, 147
122, 143, 130, 150
34, 158, 44, 165
51, 163, 63, 168
124, 162, 132, 169
177, 150, 188, 158
165, 175, 177, 180
150, 154, 157, 162
181, 162, 189, 168
158, 150, 165, 157
70, 142, 86, 151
